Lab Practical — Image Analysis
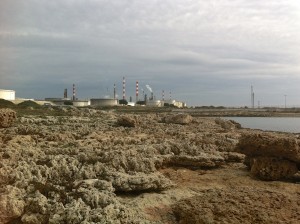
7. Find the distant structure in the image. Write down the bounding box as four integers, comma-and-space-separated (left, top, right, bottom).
162, 90, 165, 101
73, 84, 76, 101
64, 89, 68, 98
90, 98, 118, 106
136, 81, 139, 102
251, 85, 255, 108
122, 77, 126, 100
114, 84, 116, 100
0, 89, 15, 100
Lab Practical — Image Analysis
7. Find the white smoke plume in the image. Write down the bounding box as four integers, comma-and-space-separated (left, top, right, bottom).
146, 85, 153, 93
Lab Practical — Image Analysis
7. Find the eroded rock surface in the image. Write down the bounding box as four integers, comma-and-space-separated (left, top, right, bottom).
163, 113, 193, 125
2, 109, 296, 223
0, 108, 17, 128
173, 187, 300, 224
237, 132, 300, 180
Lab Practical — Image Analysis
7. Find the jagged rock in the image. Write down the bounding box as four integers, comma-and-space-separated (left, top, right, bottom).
0, 108, 17, 128
237, 132, 300, 163
165, 154, 225, 168
237, 132, 300, 180
215, 118, 241, 130
106, 172, 174, 192
249, 156, 298, 180
117, 116, 137, 127
163, 113, 193, 125
0, 186, 25, 224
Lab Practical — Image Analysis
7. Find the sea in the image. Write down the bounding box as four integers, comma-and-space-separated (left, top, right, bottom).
224, 117, 300, 133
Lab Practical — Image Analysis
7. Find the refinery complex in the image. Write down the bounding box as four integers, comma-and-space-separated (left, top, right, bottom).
0, 77, 187, 108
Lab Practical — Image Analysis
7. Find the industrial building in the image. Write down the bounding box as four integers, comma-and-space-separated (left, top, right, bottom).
0, 89, 15, 101
90, 98, 118, 107
163, 99, 186, 108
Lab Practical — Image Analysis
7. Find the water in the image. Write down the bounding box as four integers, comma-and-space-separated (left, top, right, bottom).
224, 117, 300, 133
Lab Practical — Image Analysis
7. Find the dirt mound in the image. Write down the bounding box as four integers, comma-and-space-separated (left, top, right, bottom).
0, 99, 15, 108
173, 187, 300, 224
17, 100, 41, 109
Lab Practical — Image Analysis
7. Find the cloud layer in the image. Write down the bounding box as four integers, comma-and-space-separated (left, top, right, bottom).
1, 0, 300, 106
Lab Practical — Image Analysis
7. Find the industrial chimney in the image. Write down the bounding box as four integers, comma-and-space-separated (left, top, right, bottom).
64, 89, 68, 99
72, 84, 76, 101
136, 81, 139, 102
114, 83, 116, 100
122, 77, 126, 100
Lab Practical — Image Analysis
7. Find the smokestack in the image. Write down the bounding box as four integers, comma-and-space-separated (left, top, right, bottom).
72, 84, 76, 101
251, 85, 254, 108
169, 91, 172, 100
162, 90, 165, 101
151, 92, 154, 101
122, 77, 126, 100
114, 83, 116, 100
136, 81, 139, 102
64, 89, 67, 98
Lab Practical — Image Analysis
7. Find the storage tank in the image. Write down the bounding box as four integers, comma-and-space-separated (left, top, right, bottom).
73, 100, 90, 107
146, 100, 163, 107
0, 89, 15, 100
90, 98, 118, 106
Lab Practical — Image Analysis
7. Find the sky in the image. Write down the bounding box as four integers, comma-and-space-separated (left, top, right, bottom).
1, 0, 300, 107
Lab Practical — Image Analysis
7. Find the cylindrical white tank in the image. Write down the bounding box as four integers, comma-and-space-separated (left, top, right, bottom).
90, 99, 118, 106
0, 89, 15, 100
73, 100, 90, 107
146, 100, 163, 107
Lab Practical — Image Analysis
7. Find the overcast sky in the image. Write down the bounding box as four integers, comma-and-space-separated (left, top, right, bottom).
1, 0, 300, 107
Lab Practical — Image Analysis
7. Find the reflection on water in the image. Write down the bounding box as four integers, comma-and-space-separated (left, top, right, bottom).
224, 117, 300, 133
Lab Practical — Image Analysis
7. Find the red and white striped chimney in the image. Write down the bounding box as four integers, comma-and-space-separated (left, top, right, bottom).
72, 84, 76, 101
136, 81, 139, 102
122, 77, 126, 100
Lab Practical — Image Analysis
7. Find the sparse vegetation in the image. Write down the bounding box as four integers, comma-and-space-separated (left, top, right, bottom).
0, 99, 15, 108
17, 100, 41, 108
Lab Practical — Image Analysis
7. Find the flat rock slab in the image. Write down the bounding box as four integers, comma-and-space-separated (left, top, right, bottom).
237, 132, 300, 164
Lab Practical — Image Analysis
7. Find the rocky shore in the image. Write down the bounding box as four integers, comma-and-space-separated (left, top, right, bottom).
0, 107, 299, 223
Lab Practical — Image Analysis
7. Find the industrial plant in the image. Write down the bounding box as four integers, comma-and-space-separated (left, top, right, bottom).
0, 77, 186, 108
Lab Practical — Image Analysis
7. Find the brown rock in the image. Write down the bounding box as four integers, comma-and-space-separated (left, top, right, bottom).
0, 108, 17, 128
163, 114, 193, 125
173, 187, 300, 224
237, 132, 300, 163
117, 116, 136, 127
250, 156, 298, 181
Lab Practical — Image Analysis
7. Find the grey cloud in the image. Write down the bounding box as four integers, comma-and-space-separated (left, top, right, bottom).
1, 0, 300, 106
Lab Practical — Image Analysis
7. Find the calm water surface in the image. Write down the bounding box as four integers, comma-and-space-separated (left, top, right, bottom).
224, 117, 300, 133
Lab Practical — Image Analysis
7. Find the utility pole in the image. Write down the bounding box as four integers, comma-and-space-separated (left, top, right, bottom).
284, 95, 287, 109
251, 85, 254, 108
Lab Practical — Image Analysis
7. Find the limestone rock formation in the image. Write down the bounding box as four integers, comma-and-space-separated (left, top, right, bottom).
237, 132, 300, 180
238, 132, 300, 163
173, 187, 300, 224
117, 115, 137, 127
0, 108, 17, 128
249, 156, 298, 180
163, 113, 193, 125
